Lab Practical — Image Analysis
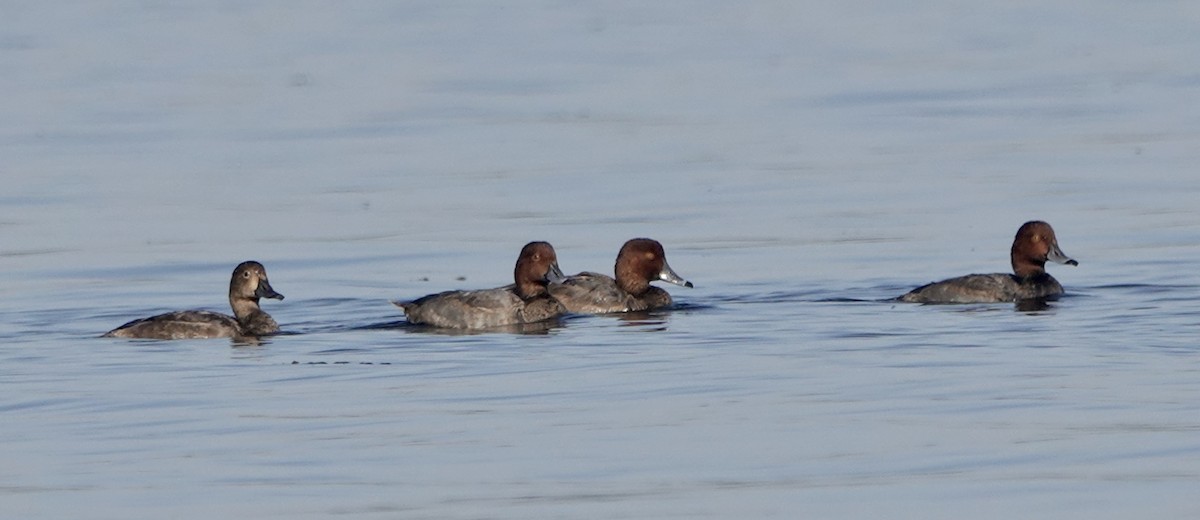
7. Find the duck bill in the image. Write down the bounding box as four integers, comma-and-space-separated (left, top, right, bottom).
255, 279, 285, 300
544, 261, 566, 285
658, 261, 694, 288
1047, 242, 1078, 266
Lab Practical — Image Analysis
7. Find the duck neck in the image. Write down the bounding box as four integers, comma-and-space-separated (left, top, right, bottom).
230, 296, 263, 323
1011, 257, 1046, 279
514, 280, 546, 301
616, 275, 650, 296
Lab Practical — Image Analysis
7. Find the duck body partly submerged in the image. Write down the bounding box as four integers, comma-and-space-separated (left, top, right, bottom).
103, 261, 284, 340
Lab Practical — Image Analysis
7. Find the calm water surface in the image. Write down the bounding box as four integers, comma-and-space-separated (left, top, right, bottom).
3, 2, 1200, 518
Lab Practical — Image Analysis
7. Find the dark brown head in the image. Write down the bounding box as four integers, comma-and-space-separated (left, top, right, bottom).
1010, 221, 1077, 278
513, 241, 565, 300
230, 261, 284, 303
613, 238, 693, 296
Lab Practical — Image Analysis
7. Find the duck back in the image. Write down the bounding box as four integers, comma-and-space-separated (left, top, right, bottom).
103, 310, 243, 340
899, 273, 1064, 303
399, 285, 564, 329
549, 272, 672, 313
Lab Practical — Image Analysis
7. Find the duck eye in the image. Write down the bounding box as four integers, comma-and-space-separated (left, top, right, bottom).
243, 271, 251, 278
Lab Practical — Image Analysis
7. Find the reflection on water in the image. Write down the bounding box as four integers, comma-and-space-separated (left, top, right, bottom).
1014, 298, 1053, 313
611, 310, 671, 331
4, 1, 1200, 519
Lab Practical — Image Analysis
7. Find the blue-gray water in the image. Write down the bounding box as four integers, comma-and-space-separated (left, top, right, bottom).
4, 2, 1200, 518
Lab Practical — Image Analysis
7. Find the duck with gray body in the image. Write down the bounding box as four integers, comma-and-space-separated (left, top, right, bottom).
899, 221, 1078, 304
395, 241, 567, 329
550, 238, 693, 314
103, 261, 284, 340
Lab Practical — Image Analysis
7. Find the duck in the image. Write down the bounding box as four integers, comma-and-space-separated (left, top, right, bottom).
898, 220, 1078, 304
395, 241, 566, 329
549, 238, 692, 313
103, 261, 284, 339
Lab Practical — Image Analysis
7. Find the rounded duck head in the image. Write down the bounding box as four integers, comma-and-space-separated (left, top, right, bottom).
1010, 221, 1078, 278
513, 241, 566, 300
614, 238, 693, 296
230, 261, 284, 303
